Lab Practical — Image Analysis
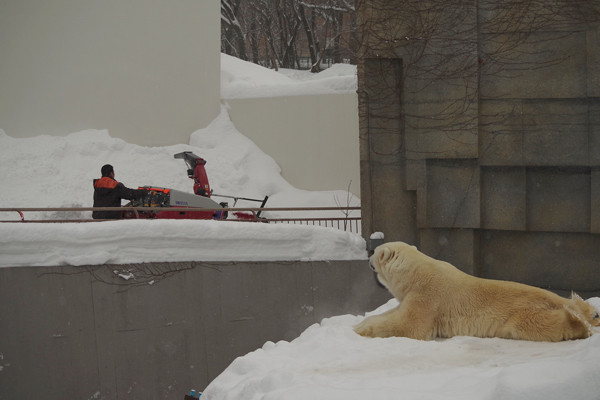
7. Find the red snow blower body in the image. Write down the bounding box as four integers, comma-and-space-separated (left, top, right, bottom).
122, 152, 267, 220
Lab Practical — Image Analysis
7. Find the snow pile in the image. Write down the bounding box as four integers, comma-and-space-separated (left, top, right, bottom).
0, 113, 364, 267
221, 53, 357, 99
202, 299, 600, 400
0, 94, 362, 267
0, 219, 366, 267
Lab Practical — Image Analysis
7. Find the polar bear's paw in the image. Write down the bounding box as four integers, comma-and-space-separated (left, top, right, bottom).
353, 316, 380, 338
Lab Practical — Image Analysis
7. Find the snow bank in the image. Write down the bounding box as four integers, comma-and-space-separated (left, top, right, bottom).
0, 106, 358, 214
0, 219, 366, 267
0, 104, 363, 267
221, 53, 357, 99
202, 299, 600, 400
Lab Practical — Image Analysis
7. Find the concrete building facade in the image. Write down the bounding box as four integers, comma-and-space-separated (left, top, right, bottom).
357, 0, 600, 295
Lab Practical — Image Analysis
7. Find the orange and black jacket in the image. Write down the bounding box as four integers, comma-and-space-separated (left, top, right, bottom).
92, 177, 143, 219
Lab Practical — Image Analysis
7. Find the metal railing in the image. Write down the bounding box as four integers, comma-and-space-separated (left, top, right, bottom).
0, 206, 362, 234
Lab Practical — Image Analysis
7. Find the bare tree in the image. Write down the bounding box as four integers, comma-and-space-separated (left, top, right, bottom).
221, 0, 356, 71
221, 0, 249, 60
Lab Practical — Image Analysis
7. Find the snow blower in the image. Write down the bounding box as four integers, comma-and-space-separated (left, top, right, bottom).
122, 151, 268, 220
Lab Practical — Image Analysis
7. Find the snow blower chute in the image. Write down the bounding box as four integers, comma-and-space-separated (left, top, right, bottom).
122, 151, 268, 220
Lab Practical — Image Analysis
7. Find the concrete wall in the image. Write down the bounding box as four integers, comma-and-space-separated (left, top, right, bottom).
226, 94, 361, 196
0, 260, 391, 400
357, 0, 600, 291
0, 0, 220, 146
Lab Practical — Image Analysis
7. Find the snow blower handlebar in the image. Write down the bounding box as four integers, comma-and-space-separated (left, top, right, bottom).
212, 194, 269, 218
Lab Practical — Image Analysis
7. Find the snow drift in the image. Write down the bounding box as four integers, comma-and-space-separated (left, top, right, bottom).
202, 299, 600, 400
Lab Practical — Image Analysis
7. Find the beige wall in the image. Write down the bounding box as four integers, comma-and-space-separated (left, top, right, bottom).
226, 93, 361, 196
0, 0, 220, 146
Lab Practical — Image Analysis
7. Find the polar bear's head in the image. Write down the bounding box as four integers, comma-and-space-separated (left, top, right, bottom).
565, 293, 600, 333
369, 242, 418, 290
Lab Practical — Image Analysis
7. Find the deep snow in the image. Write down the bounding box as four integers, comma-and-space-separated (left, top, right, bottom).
0, 106, 364, 267
1, 55, 599, 400
202, 299, 600, 400
0, 113, 364, 267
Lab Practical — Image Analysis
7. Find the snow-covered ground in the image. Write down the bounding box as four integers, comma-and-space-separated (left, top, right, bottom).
203, 298, 600, 400
2, 55, 599, 399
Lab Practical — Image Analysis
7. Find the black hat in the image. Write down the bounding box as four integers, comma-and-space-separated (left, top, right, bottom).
101, 164, 114, 177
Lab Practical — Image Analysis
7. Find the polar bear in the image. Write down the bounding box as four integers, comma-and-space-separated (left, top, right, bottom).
354, 242, 600, 341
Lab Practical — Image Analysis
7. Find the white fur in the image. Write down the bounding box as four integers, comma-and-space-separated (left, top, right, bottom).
355, 242, 600, 342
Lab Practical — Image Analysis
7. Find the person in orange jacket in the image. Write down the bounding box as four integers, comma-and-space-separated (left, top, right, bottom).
92, 164, 144, 219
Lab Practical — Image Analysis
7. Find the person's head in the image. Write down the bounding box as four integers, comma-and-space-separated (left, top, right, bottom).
101, 164, 114, 177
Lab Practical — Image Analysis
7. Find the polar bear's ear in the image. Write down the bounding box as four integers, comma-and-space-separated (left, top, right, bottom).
378, 246, 393, 263
564, 303, 594, 337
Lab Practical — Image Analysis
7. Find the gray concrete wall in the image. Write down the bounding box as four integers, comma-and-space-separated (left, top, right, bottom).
226, 94, 361, 196
0, 1, 220, 146
357, 0, 600, 290
0, 260, 391, 400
